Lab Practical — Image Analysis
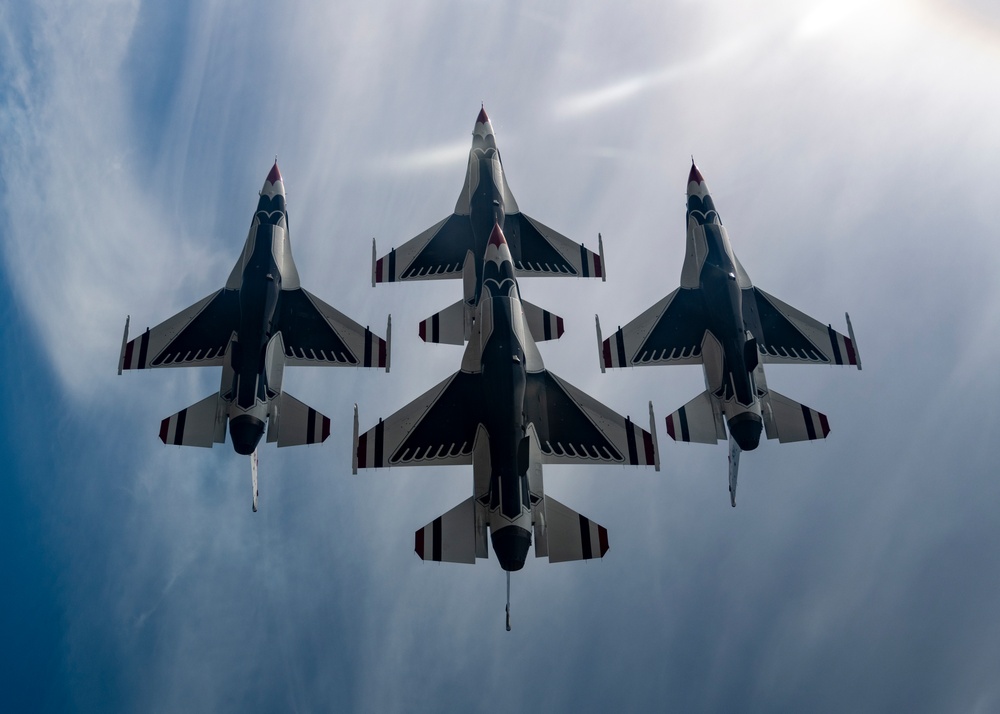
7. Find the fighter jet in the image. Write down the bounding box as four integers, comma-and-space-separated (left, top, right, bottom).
119, 161, 390, 511
355, 224, 658, 629
597, 163, 860, 507
371, 106, 605, 342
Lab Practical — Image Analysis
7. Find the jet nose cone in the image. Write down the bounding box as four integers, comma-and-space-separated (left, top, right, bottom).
472, 105, 496, 147
230, 415, 265, 455
262, 160, 285, 197
728, 412, 763, 452
688, 161, 705, 187
686, 160, 712, 202
491, 526, 532, 572
267, 160, 282, 185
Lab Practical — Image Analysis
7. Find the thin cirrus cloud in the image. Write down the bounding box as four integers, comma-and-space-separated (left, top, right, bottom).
3, 0, 1000, 712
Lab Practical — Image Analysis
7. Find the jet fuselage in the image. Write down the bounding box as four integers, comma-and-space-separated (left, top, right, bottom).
688, 186, 763, 451
477, 229, 533, 571
466, 144, 507, 306
228, 182, 290, 454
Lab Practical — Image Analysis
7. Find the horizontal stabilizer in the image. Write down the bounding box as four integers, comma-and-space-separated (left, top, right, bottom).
414, 497, 485, 564
267, 392, 331, 447
665, 390, 726, 444
159, 393, 227, 447
521, 300, 564, 342
418, 300, 469, 345
763, 390, 830, 443
538, 495, 609, 563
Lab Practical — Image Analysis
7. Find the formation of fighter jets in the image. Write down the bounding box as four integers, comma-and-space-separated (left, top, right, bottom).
119, 107, 860, 627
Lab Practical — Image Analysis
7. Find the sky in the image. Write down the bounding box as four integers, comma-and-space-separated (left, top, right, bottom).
3, 0, 1000, 711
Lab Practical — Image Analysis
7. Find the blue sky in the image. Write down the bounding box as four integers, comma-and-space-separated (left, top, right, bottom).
3, 0, 1000, 711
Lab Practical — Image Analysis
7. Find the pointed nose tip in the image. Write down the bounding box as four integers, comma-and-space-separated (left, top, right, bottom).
688, 161, 705, 187
476, 105, 490, 125
266, 161, 282, 185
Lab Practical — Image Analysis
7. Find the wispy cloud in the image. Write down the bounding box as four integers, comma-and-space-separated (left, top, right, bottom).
6, 0, 1000, 711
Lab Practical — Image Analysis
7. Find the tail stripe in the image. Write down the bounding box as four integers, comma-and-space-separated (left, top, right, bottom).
432, 517, 442, 562
307, 408, 317, 444
158, 408, 188, 445
137, 329, 149, 369
642, 430, 655, 464
828, 325, 843, 366
123, 339, 134, 370
374, 419, 385, 468
579, 514, 593, 559
801, 404, 817, 440
844, 336, 857, 366
357, 432, 368, 468
625, 416, 638, 464
598, 525, 609, 556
